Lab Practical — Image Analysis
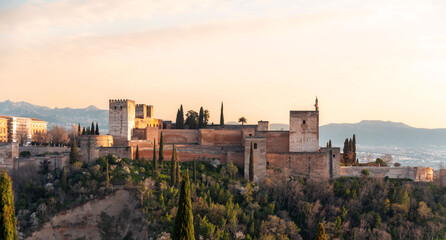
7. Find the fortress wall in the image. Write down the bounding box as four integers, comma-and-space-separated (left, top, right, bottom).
227, 151, 244, 167
289, 111, 319, 152
199, 129, 215, 146
99, 146, 132, 160
19, 146, 68, 155
161, 130, 199, 144
257, 131, 289, 153
0, 143, 19, 170
340, 166, 434, 182
213, 130, 242, 145
267, 152, 331, 179
79, 135, 113, 162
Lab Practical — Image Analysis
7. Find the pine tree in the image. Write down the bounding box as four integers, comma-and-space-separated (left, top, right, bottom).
61, 166, 67, 191
171, 144, 177, 186
159, 132, 164, 163
172, 170, 195, 240
69, 139, 79, 164
0, 171, 17, 240
198, 107, 204, 129
152, 139, 157, 171
220, 102, 224, 126
315, 222, 327, 240
193, 158, 197, 183
135, 145, 139, 160
95, 122, 99, 135
249, 142, 254, 182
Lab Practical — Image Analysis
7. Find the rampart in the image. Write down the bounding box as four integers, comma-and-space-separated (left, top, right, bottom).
19, 146, 68, 155
340, 166, 434, 182
0, 143, 19, 170
80, 135, 113, 162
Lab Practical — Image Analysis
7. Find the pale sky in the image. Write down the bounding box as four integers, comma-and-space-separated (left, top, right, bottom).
1, 0, 446, 128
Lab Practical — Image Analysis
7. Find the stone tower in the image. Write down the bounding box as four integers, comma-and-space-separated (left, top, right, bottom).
109, 99, 136, 141
289, 111, 319, 152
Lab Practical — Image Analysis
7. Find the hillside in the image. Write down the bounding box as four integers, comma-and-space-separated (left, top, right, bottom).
0, 100, 108, 130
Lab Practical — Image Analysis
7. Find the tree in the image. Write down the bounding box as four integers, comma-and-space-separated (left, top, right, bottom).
0, 171, 17, 240
39, 159, 51, 175
135, 145, 140, 160
159, 132, 164, 163
192, 158, 196, 183
203, 109, 210, 127
249, 142, 254, 182
33, 131, 47, 146
152, 139, 158, 171
220, 102, 224, 126
328, 140, 332, 148
198, 107, 204, 129
352, 134, 356, 162
78, 123, 81, 136
95, 122, 99, 135
176, 109, 181, 129
82, 127, 86, 135
106, 156, 110, 188
315, 223, 327, 240
48, 125, 69, 146
185, 110, 198, 129
69, 139, 79, 164
172, 170, 195, 240
86, 127, 91, 135
61, 167, 67, 191
226, 162, 238, 179
91, 122, 95, 135
171, 145, 177, 186
175, 154, 181, 187
239, 117, 247, 125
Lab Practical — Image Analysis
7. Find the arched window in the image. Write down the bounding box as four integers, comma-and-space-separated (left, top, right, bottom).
254, 143, 257, 149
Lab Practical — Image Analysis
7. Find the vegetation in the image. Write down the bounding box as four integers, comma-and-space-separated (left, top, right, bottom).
239, 117, 247, 125
173, 170, 195, 240
69, 139, 79, 164
0, 171, 17, 240
249, 142, 254, 182
343, 134, 357, 165
176, 105, 185, 129
220, 102, 224, 126
159, 132, 164, 163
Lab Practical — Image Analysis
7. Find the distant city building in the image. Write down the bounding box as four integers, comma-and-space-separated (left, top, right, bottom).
0, 116, 47, 144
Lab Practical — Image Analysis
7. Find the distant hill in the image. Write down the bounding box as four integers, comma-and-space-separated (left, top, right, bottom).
320, 120, 446, 148
0, 100, 108, 131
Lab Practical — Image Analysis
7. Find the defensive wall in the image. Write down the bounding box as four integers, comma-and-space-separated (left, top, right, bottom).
340, 166, 434, 182
0, 143, 19, 170
80, 135, 114, 162
14, 154, 69, 172
19, 146, 68, 155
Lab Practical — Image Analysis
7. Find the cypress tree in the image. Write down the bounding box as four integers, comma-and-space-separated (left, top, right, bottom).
220, 102, 224, 126
106, 157, 110, 188
152, 139, 157, 170
159, 132, 164, 163
172, 170, 195, 240
329, 140, 332, 148
0, 171, 17, 240
315, 222, 327, 240
192, 158, 196, 183
179, 105, 184, 128
176, 109, 181, 129
175, 155, 180, 187
86, 127, 90, 135
78, 123, 81, 136
95, 122, 99, 135
198, 107, 204, 129
69, 139, 79, 164
91, 122, 95, 135
249, 142, 254, 182
82, 127, 86, 135
61, 167, 67, 191
171, 144, 176, 186
352, 134, 357, 163
135, 145, 139, 160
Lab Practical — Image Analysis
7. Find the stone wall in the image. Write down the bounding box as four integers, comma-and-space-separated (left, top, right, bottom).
0, 143, 19, 170
80, 135, 114, 162
244, 137, 267, 183
257, 131, 289, 153
289, 111, 319, 152
99, 146, 132, 160
160, 129, 199, 144
19, 146, 68, 155
340, 166, 434, 182
14, 154, 69, 171
109, 99, 135, 141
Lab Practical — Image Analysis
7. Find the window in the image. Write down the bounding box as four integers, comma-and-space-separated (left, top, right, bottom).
114, 107, 117, 110
249, 134, 252, 136
303, 120, 306, 124
254, 143, 257, 149
267, 161, 270, 166
333, 154, 336, 158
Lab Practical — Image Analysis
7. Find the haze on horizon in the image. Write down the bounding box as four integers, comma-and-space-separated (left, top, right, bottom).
1, 0, 446, 128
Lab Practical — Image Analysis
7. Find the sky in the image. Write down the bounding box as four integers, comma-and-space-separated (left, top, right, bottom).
1, 0, 446, 128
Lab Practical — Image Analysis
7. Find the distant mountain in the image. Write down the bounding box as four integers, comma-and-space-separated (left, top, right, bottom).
320, 120, 446, 148
0, 100, 108, 131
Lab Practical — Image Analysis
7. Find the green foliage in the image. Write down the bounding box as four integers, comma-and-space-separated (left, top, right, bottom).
95, 122, 99, 135
220, 102, 224, 126
361, 169, 370, 177
198, 107, 204, 129
61, 167, 67, 191
19, 151, 31, 157
152, 140, 157, 171
0, 171, 17, 240
69, 139, 79, 164
91, 122, 95, 135
171, 145, 177, 186
192, 158, 196, 183
159, 132, 164, 163
176, 105, 185, 129
185, 110, 198, 129
173, 170, 195, 240
315, 223, 327, 240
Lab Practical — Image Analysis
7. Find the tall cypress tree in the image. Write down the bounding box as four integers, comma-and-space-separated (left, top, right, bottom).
82, 127, 86, 135
171, 144, 176, 186
61, 167, 67, 191
249, 142, 255, 182
86, 127, 91, 135
328, 140, 332, 148
159, 132, 164, 163
220, 102, 224, 126
176, 109, 181, 129
135, 145, 139, 160
0, 171, 17, 240
198, 107, 204, 129
179, 105, 184, 128
315, 222, 327, 240
192, 158, 196, 183
175, 154, 180, 187
78, 123, 81, 136
172, 170, 195, 240
352, 134, 357, 163
91, 122, 95, 135
106, 157, 110, 188
95, 122, 99, 135
152, 139, 157, 170
69, 139, 79, 164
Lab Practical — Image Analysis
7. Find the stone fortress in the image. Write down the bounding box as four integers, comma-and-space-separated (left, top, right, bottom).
80, 98, 433, 182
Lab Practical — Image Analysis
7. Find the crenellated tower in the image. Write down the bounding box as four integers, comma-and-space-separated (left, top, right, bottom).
109, 99, 136, 141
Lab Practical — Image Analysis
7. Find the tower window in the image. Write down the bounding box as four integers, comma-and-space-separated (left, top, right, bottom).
254, 143, 257, 149
114, 107, 117, 110
249, 134, 252, 136
303, 120, 306, 124
267, 161, 270, 166
333, 154, 336, 158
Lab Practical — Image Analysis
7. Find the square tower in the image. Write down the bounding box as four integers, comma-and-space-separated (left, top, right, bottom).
289, 111, 319, 152
109, 99, 136, 141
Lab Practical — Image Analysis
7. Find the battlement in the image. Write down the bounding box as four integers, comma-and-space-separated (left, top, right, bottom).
109, 99, 135, 105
